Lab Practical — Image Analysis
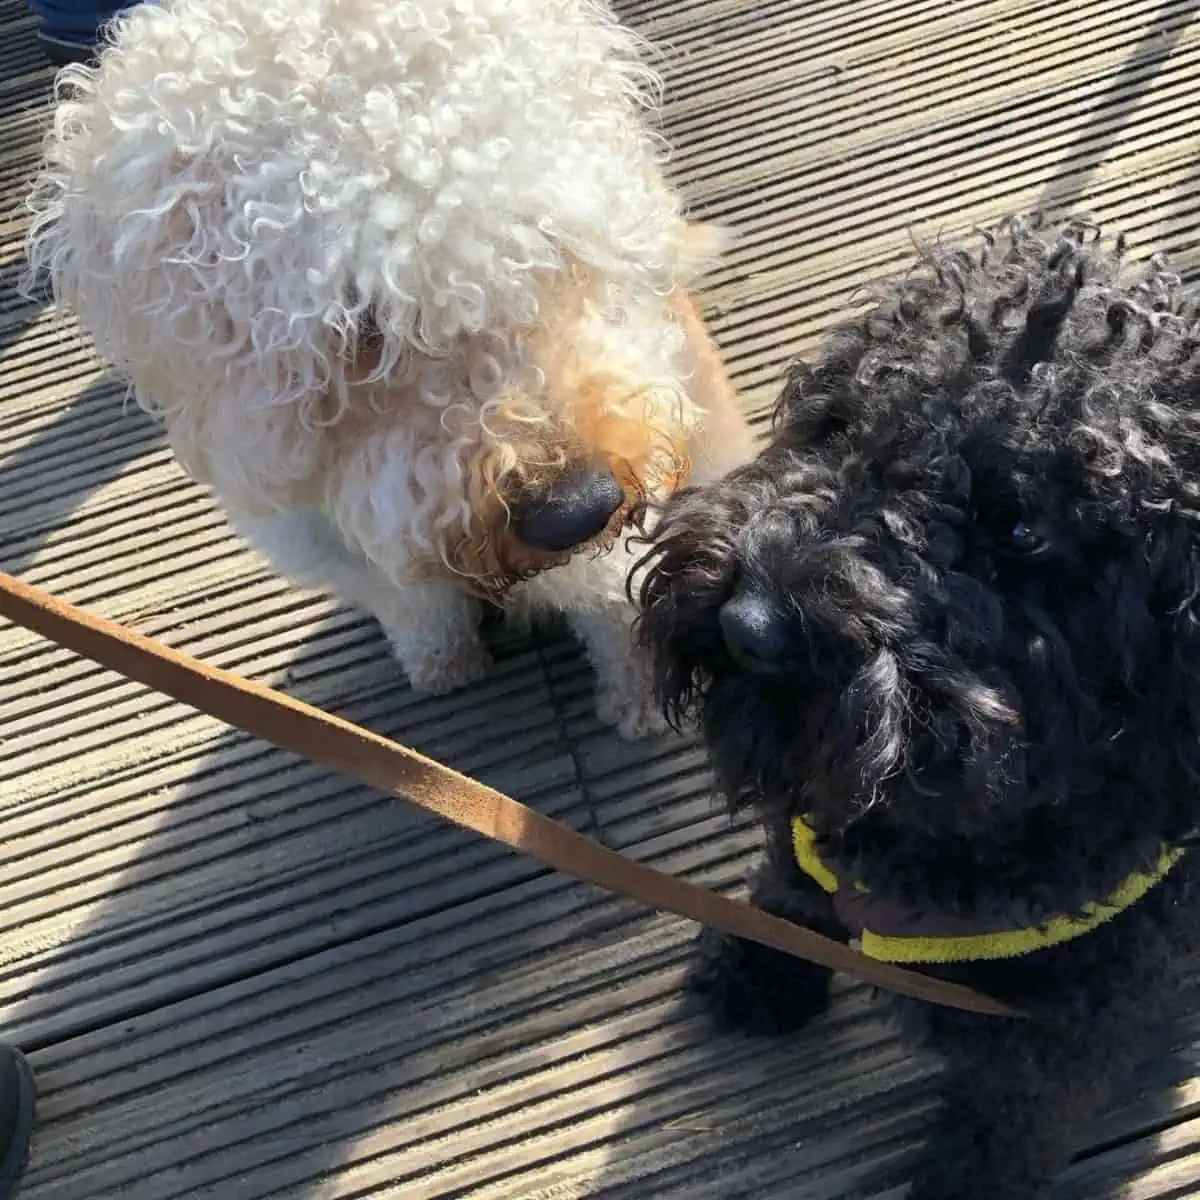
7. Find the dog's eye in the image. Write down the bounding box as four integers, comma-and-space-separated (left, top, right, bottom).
1009, 521, 1047, 554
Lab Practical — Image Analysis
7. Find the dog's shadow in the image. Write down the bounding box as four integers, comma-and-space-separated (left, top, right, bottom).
573, 966, 1200, 1199
2, 570, 704, 1197
1, 264, 697, 1192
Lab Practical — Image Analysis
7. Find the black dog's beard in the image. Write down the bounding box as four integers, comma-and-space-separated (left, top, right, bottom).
695, 636, 1023, 832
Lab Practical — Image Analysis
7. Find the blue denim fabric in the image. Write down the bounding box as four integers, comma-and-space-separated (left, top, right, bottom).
26, 0, 135, 41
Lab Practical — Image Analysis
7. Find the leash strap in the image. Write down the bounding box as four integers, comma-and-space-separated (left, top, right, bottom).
0, 571, 1021, 1019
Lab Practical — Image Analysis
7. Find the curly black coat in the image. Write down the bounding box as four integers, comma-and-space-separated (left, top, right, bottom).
636, 217, 1200, 1198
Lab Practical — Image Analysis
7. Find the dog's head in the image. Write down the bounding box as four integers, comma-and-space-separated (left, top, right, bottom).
24, 0, 710, 596
322, 284, 700, 596
639, 218, 1200, 853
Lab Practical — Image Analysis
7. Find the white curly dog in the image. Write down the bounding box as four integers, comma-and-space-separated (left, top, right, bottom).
26, 0, 754, 737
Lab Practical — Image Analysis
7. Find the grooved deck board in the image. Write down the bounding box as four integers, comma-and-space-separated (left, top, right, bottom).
1, 0, 1199, 1196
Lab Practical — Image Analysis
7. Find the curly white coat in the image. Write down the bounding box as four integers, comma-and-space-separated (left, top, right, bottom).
25, 0, 754, 736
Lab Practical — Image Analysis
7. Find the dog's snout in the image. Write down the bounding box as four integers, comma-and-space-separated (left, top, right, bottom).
719, 590, 791, 674
510, 465, 625, 553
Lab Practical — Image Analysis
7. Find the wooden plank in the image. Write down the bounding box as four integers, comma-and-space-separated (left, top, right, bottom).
2, 0, 1199, 1195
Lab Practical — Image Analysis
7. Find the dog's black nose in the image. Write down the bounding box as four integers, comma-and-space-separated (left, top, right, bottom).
510, 465, 625, 553
719, 590, 791, 674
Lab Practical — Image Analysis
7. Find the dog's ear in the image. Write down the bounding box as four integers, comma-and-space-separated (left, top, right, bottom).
774, 356, 867, 446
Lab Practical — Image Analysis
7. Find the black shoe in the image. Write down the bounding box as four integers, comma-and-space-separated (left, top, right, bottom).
36, 30, 98, 66
0, 1046, 35, 1198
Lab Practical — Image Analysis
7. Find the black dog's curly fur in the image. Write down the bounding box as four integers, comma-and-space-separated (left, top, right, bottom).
636, 216, 1200, 1198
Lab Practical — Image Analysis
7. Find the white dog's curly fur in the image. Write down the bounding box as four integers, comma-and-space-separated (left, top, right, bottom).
25, 0, 754, 736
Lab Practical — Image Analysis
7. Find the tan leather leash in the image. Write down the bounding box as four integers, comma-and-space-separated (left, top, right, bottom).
0, 571, 1022, 1019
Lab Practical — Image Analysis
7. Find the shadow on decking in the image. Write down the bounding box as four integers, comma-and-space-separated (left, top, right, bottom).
0, 273, 664, 1192
1031, 0, 1200, 218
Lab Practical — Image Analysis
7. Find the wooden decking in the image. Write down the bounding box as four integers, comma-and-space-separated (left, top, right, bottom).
2, 0, 1200, 1195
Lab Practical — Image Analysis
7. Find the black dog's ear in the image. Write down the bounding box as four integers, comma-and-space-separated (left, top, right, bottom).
774, 355, 865, 445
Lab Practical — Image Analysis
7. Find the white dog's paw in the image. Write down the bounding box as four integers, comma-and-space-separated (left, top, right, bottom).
595, 680, 671, 741
398, 640, 494, 696
567, 602, 671, 740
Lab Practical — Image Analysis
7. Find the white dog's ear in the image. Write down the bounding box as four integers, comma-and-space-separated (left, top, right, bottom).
678, 222, 737, 284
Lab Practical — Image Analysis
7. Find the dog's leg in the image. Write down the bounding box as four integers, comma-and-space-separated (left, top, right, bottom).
567, 596, 668, 739
371, 577, 492, 694
515, 551, 667, 739
902, 899, 1194, 1200
231, 509, 492, 694
671, 289, 757, 483
905, 1011, 1147, 1200
692, 815, 848, 1035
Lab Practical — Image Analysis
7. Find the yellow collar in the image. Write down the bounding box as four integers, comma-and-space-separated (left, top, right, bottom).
791, 815, 1184, 965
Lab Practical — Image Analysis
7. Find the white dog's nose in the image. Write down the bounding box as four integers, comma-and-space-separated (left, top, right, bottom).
510, 465, 624, 553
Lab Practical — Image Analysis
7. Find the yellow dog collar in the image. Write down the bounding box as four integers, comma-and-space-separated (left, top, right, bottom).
791, 815, 1184, 965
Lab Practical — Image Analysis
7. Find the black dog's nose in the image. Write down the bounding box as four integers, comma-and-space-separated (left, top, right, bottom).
510, 465, 625, 553
719, 590, 791, 674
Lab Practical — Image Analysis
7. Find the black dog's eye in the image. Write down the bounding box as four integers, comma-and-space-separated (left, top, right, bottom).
1008, 521, 1047, 555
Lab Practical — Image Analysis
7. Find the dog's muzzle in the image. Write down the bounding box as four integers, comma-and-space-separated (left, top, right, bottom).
509, 463, 625, 554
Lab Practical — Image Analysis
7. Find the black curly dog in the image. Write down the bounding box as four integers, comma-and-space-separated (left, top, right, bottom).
636, 217, 1200, 1198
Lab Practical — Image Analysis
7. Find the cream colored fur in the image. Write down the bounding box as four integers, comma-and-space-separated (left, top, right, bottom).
25, 0, 754, 737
